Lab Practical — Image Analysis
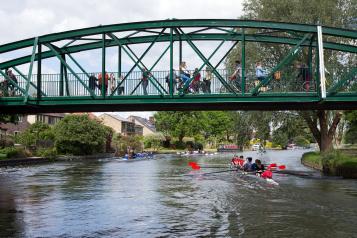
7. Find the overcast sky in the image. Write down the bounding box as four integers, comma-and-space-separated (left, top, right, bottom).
0, 0, 244, 118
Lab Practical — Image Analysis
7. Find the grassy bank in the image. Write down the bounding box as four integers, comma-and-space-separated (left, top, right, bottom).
302, 150, 357, 178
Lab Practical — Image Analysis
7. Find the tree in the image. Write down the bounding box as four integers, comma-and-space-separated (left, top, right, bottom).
143, 133, 165, 151
271, 111, 312, 147
230, 111, 253, 149
18, 122, 54, 149
113, 134, 143, 155
154, 111, 205, 143
53, 115, 108, 155
203, 111, 234, 142
0, 114, 19, 124
230, 0, 356, 152
344, 110, 357, 144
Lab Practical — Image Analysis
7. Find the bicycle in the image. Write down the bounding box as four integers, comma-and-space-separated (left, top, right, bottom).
219, 77, 256, 93
219, 77, 242, 93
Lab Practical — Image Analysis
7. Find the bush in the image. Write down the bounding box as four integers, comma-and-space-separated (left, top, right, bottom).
0, 138, 14, 148
294, 135, 310, 147
113, 134, 143, 155
54, 115, 108, 155
0, 147, 22, 159
35, 148, 57, 159
143, 133, 165, 150
174, 141, 186, 150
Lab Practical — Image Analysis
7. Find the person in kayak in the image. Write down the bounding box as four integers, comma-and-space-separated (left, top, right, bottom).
261, 169, 273, 179
243, 157, 254, 172
252, 159, 265, 175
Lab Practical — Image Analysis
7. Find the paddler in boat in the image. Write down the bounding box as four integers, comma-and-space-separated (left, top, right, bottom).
242, 157, 254, 172
252, 159, 265, 176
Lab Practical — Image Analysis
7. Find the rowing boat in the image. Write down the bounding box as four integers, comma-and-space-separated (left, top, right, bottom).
115, 152, 154, 162
237, 169, 279, 185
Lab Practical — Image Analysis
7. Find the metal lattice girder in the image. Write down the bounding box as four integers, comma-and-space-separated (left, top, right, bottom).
0, 19, 356, 71
45, 43, 96, 98
1, 34, 356, 71
180, 39, 226, 93
251, 34, 312, 96
107, 31, 167, 96
176, 27, 237, 95
12, 66, 46, 96
24, 37, 38, 103
124, 44, 167, 95
128, 45, 170, 95
0, 69, 26, 95
328, 67, 357, 96
1, 19, 356, 54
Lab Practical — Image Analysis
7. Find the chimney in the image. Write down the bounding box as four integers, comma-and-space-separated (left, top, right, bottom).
149, 116, 155, 124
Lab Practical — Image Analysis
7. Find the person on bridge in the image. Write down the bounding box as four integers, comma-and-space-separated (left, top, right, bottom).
255, 61, 267, 92
179, 61, 191, 88
165, 69, 178, 93
6, 69, 18, 96
142, 67, 150, 95
230, 60, 242, 81
203, 66, 212, 93
110, 73, 116, 94
98, 72, 109, 95
88, 74, 98, 91
296, 62, 311, 92
192, 68, 201, 93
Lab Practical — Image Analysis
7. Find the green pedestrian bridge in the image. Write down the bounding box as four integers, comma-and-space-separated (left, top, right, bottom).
0, 19, 356, 113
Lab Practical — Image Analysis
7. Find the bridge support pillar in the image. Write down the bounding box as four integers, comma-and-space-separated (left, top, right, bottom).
37, 43, 42, 100
317, 26, 326, 99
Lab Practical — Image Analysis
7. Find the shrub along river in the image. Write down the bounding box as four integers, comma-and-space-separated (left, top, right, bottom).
0, 150, 357, 237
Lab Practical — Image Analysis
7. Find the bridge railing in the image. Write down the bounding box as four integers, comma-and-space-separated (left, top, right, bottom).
1, 66, 355, 98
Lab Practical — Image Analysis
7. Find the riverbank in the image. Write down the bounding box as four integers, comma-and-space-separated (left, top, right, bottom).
301, 150, 357, 178
0, 153, 114, 167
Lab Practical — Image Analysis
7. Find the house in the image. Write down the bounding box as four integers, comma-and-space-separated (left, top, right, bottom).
27, 113, 66, 125
99, 113, 143, 136
0, 113, 66, 138
0, 115, 31, 137
127, 115, 156, 136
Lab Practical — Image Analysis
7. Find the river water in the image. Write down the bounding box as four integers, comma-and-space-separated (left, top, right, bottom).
0, 150, 357, 238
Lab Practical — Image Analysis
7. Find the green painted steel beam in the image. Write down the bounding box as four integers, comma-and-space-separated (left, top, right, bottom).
107, 30, 166, 96
328, 67, 357, 96
130, 44, 170, 95
67, 53, 90, 78
124, 44, 167, 95
1, 34, 356, 70
176, 28, 237, 95
45, 43, 96, 98
0, 69, 26, 95
1, 19, 356, 54
12, 66, 46, 96
181, 39, 226, 94
251, 34, 312, 95
24, 37, 38, 103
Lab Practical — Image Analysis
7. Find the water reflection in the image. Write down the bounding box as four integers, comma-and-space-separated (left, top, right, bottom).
0, 179, 24, 237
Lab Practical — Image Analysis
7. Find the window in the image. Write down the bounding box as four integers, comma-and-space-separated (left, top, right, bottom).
36, 115, 46, 123
48, 117, 56, 125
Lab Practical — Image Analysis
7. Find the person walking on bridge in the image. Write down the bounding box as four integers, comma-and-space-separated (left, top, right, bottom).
142, 67, 150, 95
